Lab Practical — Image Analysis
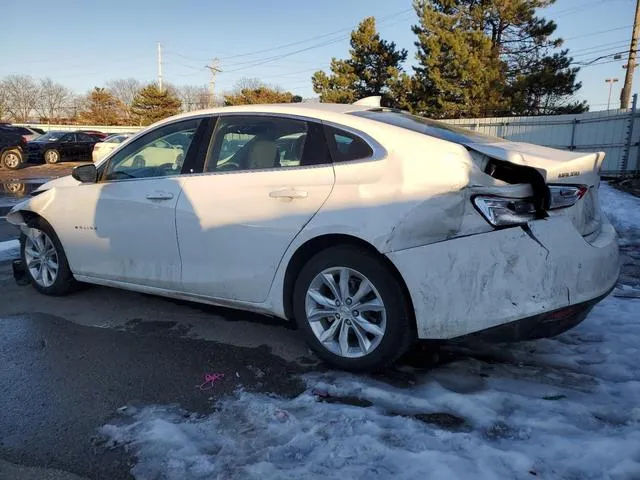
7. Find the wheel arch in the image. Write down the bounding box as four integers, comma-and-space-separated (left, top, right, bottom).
281, 233, 416, 326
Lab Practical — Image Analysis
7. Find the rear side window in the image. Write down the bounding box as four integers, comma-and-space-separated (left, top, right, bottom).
324, 126, 373, 163
204, 115, 332, 173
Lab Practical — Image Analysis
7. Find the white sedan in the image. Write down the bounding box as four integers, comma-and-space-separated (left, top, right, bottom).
92, 133, 133, 162
6, 99, 620, 371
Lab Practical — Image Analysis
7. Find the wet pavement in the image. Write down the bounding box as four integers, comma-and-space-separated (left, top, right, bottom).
0, 309, 307, 480
0, 179, 47, 218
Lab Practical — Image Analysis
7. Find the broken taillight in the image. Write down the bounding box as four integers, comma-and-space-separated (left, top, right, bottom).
472, 196, 538, 227
548, 185, 588, 210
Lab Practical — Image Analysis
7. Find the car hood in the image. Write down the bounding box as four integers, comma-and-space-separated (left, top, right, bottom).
33, 175, 80, 193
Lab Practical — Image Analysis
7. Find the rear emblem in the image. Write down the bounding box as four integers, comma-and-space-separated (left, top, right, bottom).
558, 171, 580, 178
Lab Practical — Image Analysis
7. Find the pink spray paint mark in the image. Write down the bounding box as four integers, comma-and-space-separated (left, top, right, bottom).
197, 373, 225, 390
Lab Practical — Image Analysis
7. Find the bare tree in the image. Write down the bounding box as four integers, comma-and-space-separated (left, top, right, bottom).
2, 75, 40, 122
37, 78, 72, 121
176, 85, 210, 112
0, 84, 7, 121
233, 77, 264, 91
106, 78, 143, 120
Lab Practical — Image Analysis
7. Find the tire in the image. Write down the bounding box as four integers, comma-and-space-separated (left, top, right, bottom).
3, 182, 27, 195
44, 149, 60, 164
293, 245, 414, 372
20, 217, 76, 296
1, 148, 23, 169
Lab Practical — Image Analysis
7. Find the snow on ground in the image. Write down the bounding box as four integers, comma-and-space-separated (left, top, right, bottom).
100, 184, 640, 480
0, 239, 19, 262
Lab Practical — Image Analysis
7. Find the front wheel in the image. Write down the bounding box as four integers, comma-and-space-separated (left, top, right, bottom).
1, 148, 23, 169
21, 217, 76, 295
44, 149, 60, 164
293, 245, 414, 371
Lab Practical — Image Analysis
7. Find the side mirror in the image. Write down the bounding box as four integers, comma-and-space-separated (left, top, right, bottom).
72, 164, 98, 183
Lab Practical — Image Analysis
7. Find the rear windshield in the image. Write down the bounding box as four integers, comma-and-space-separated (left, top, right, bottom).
350, 109, 505, 145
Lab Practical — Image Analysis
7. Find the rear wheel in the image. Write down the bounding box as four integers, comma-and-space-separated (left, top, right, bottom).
1, 148, 23, 169
21, 217, 76, 296
293, 245, 414, 371
44, 149, 60, 164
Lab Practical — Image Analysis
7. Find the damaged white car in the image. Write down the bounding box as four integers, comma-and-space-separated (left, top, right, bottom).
7, 99, 620, 371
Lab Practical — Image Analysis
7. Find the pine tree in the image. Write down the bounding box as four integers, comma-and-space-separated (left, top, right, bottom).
412, 2, 504, 117
78, 87, 122, 125
312, 17, 410, 108
130, 84, 181, 126
223, 86, 298, 105
412, 0, 587, 117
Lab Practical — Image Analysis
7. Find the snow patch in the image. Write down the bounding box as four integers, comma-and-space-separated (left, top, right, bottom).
0, 239, 19, 262
600, 183, 640, 243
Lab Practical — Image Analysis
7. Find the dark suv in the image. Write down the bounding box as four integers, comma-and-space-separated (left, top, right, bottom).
0, 125, 27, 169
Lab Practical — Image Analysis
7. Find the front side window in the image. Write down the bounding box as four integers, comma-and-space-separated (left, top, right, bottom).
103, 119, 200, 181
205, 116, 331, 172
61, 133, 76, 142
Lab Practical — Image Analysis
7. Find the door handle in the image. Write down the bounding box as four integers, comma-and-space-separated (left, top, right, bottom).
269, 188, 308, 199
145, 192, 174, 201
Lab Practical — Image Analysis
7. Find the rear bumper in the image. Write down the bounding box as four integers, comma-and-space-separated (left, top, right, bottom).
456, 289, 610, 343
387, 215, 620, 339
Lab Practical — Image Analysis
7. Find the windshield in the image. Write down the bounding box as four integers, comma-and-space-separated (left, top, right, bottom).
38, 131, 67, 141
350, 109, 505, 145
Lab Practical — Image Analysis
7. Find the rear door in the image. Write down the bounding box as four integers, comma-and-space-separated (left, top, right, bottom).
59, 133, 78, 159
176, 115, 335, 302
77, 132, 97, 160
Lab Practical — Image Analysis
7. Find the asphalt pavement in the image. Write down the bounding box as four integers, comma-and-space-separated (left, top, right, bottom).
0, 174, 316, 480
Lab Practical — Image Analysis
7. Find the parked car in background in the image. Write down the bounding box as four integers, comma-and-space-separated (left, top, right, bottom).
0, 127, 26, 169
92, 133, 132, 162
79, 130, 108, 140
26, 131, 99, 164
6, 99, 620, 371
0, 124, 43, 142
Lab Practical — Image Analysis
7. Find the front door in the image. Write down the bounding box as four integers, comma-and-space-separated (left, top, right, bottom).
177, 115, 335, 303
61, 118, 204, 289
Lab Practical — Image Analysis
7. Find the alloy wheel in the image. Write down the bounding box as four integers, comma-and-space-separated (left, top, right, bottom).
45, 150, 59, 163
305, 266, 387, 358
3, 152, 20, 169
24, 229, 59, 288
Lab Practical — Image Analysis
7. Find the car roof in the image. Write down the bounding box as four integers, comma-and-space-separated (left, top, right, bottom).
160, 103, 374, 126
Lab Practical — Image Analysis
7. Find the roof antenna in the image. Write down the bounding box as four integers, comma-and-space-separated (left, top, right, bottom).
353, 96, 381, 107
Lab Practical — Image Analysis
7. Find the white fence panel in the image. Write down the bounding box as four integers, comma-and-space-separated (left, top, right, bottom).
443, 109, 638, 176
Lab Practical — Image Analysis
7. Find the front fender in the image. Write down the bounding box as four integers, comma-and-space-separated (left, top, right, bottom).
6, 189, 56, 227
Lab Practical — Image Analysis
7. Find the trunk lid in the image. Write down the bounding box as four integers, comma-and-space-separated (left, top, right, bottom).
466, 141, 604, 238
466, 141, 603, 187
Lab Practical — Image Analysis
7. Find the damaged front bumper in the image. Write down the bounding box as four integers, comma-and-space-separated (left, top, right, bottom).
387, 215, 620, 340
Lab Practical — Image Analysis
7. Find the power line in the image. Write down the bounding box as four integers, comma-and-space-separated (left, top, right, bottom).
163, 7, 413, 68
564, 25, 632, 40
571, 40, 628, 57
555, 0, 618, 17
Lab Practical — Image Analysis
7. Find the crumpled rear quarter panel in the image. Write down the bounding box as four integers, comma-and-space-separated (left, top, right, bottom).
387, 216, 619, 339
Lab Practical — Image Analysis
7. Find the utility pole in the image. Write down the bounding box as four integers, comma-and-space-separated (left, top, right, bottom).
157, 42, 163, 92
205, 59, 222, 107
621, 0, 640, 109
606, 78, 619, 110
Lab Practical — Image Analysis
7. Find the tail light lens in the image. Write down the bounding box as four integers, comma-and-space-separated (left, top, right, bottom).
473, 196, 537, 227
548, 185, 588, 209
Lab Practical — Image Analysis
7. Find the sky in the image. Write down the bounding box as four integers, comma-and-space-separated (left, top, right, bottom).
1, 0, 637, 111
